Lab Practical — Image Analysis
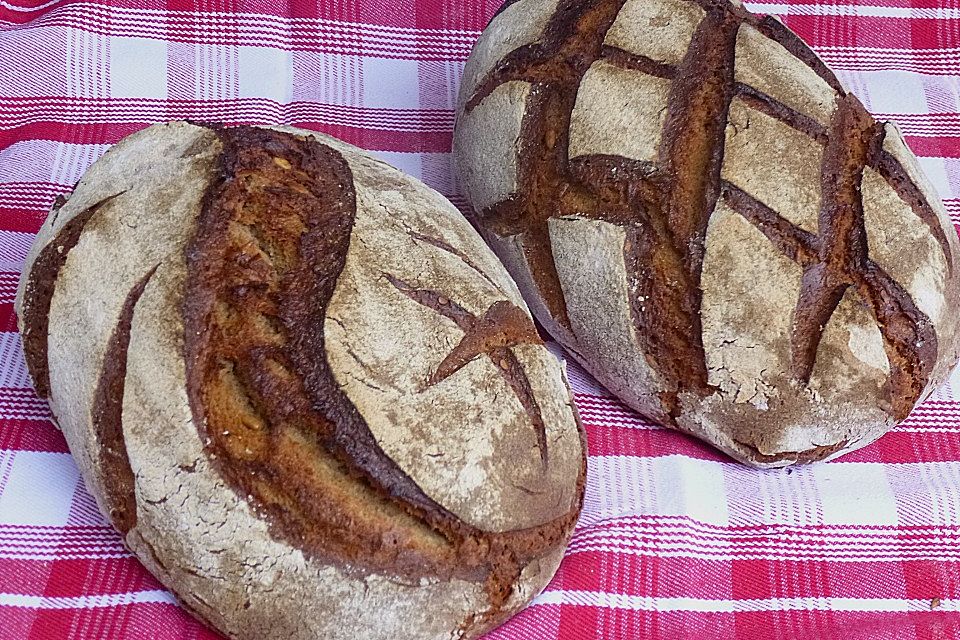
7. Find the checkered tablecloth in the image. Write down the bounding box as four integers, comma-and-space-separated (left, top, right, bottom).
1, 0, 960, 638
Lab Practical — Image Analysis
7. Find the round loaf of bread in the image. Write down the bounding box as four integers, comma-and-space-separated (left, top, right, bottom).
15, 122, 585, 639
454, 0, 960, 466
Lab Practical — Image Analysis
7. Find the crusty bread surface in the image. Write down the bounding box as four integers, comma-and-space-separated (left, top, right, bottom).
454, 0, 960, 467
16, 122, 586, 640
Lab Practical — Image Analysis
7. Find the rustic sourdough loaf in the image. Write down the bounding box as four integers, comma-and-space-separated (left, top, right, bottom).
15, 122, 585, 640
454, 0, 960, 466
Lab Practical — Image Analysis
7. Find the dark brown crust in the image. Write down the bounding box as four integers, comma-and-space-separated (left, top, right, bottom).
874, 148, 954, 273
464, 0, 944, 438
91, 265, 159, 534
20, 192, 124, 398
565, 152, 716, 419
790, 267, 848, 382
385, 275, 549, 464
724, 166, 937, 422
734, 83, 829, 143
754, 16, 845, 94
859, 263, 938, 420
406, 229, 499, 288
468, 0, 742, 419
790, 97, 876, 382
182, 126, 462, 578
466, 0, 631, 332
721, 183, 818, 266
600, 45, 676, 80
740, 97, 936, 420
181, 125, 584, 628
725, 89, 952, 275
652, 9, 740, 411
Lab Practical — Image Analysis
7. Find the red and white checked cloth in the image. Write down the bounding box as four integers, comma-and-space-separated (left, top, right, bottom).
1, 0, 960, 638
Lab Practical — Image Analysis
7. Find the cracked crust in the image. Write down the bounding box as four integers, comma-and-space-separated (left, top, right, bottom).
454, 0, 960, 467
15, 121, 223, 528
17, 122, 585, 639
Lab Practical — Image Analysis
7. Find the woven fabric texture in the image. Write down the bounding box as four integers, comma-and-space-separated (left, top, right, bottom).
1, 0, 960, 638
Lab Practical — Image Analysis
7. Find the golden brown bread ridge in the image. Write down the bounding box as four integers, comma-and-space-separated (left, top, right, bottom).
15, 122, 585, 639
454, 0, 960, 466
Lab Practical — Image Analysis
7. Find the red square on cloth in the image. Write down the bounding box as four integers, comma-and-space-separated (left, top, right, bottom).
1, 0, 960, 638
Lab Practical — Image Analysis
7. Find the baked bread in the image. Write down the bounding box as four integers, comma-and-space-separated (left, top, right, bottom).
454, 0, 960, 466
15, 122, 585, 640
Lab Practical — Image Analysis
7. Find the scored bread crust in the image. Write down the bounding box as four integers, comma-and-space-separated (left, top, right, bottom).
454, 0, 960, 467
15, 122, 585, 640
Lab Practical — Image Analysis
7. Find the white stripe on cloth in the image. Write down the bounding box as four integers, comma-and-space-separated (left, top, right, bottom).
0, 0, 63, 12
0, 452, 78, 527
581, 456, 960, 528
0, 94, 453, 132
532, 590, 959, 612
0, 4, 479, 54
0, 333, 31, 390
0, 272, 17, 304
565, 542, 960, 564
0, 142, 107, 185
0, 391, 51, 421
0, 451, 951, 531
0, 590, 176, 609
568, 516, 960, 562
817, 47, 960, 61
0, 231, 33, 272
746, 2, 960, 20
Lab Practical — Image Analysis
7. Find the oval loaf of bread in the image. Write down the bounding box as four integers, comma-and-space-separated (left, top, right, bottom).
454, 0, 960, 467
15, 123, 585, 639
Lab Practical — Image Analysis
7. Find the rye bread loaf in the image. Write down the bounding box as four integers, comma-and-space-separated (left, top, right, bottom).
15, 122, 586, 640
453, 0, 960, 467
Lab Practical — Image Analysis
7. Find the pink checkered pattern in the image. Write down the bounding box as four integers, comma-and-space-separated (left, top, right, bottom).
1, 0, 960, 638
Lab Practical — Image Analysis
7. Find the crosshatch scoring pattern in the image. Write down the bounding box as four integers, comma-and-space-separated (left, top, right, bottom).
461, 0, 952, 438
2, 0, 960, 639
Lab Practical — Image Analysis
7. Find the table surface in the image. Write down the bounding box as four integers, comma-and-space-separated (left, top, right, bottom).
1, 0, 960, 638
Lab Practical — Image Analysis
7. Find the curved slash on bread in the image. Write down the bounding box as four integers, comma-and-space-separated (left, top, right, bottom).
18, 121, 586, 639
182, 126, 460, 572
178, 125, 581, 628
91, 264, 160, 533
19, 192, 125, 398
384, 274, 550, 464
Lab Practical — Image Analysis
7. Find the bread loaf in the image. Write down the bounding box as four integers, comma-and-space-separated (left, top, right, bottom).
454, 0, 960, 466
15, 122, 585, 639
